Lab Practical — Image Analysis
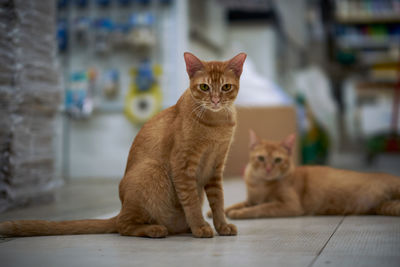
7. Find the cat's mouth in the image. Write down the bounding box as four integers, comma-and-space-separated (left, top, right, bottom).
258, 169, 282, 181
207, 103, 223, 112
263, 174, 282, 182
252, 172, 280, 183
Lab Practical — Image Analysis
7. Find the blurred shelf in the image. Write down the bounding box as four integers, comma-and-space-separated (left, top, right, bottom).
336, 15, 400, 24
358, 52, 399, 65
337, 36, 400, 49
357, 81, 398, 90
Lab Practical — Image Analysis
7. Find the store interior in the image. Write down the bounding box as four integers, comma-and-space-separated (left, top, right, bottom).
48, 0, 400, 184
55, 0, 400, 182
1, 0, 400, 266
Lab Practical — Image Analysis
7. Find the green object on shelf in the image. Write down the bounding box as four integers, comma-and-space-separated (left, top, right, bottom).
336, 50, 356, 65
301, 123, 330, 165
367, 134, 400, 155
367, 135, 386, 154
296, 94, 330, 165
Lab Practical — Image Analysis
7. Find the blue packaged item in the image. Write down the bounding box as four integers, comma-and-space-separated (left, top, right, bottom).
74, 0, 88, 8
57, 19, 68, 52
159, 0, 172, 5
130, 12, 155, 27
96, 0, 111, 7
118, 0, 132, 5
57, 0, 70, 9
136, 0, 151, 5
136, 61, 154, 92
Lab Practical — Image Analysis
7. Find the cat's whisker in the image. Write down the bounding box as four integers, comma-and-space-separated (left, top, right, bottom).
190, 104, 203, 117
199, 105, 206, 121
223, 106, 230, 122
190, 103, 205, 119
191, 103, 207, 125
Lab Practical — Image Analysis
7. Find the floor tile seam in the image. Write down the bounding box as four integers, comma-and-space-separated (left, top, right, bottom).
307, 216, 346, 267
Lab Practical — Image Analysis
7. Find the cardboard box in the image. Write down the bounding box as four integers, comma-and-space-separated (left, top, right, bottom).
224, 106, 298, 177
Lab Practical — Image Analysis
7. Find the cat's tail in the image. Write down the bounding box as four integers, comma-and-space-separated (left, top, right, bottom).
0, 217, 118, 237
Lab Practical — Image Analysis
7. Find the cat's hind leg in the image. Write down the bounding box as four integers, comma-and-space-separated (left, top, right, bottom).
116, 201, 168, 238
116, 161, 171, 238
375, 200, 400, 216
117, 159, 189, 237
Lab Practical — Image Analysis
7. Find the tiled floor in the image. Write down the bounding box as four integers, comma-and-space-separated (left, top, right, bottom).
1, 176, 400, 267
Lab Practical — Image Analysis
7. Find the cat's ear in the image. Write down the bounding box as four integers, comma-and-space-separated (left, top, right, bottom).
281, 133, 296, 155
249, 129, 261, 150
227, 53, 247, 77
184, 52, 204, 78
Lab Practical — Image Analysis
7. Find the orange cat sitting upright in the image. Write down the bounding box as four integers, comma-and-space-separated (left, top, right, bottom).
0, 52, 247, 238
224, 130, 400, 219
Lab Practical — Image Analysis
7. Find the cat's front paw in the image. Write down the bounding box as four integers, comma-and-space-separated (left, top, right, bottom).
226, 209, 244, 219
191, 223, 214, 238
216, 223, 237, 236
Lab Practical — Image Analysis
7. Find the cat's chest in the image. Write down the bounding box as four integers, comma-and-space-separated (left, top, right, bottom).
247, 184, 275, 204
186, 125, 234, 185
195, 141, 227, 185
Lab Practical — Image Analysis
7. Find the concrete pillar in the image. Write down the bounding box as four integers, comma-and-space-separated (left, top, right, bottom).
0, 0, 62, 212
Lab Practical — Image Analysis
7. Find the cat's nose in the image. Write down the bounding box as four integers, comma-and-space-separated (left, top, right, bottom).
266, 164, 272, 173
211, 97, 220, 104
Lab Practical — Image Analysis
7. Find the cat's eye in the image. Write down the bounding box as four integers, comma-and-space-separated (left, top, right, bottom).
222, 84, 232, 91
274, 157, 282, 164
199, 84, 210, 91
257, 155, 265, 162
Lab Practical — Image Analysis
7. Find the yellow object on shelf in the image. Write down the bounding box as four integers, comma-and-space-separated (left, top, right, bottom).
124, 64, 162, 124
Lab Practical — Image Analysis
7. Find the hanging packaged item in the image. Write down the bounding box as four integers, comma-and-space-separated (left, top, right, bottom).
93, 18, 113, 55
74, 0, 89, 8
57, 19, 69, 53
124, 61, 162, 124
65, 71, 94, 119
73, 16, 91, 46
159, 0, 173, 5
103, 69, 120, 100
137, 0, 151, 5
112, 23, 132, 49
57, 0, 70, 9
118, 0, 132, 6
96, 0, 111, 7
127, 12, 156, 48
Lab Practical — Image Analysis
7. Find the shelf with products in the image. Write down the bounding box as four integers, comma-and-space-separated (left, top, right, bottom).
332, 1, 400, 65
336, 15, 400, 24
334, 23, 400, 65
334, 0, 400, 24
56, 0, 176, 122
330, 0, 400, 159
55, 0, 186, 180
331, 1, 400, 79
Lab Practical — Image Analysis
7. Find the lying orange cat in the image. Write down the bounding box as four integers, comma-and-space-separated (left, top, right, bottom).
223, 130, 400, 219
